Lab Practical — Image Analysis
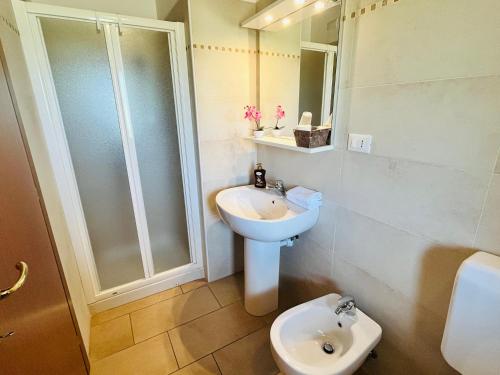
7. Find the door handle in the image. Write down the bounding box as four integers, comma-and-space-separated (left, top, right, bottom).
0, 261, 28, 300
0, 331, 14, 341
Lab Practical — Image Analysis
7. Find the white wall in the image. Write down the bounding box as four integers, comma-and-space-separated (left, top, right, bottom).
0, 0, 91, 353
259, 0, 500, 373
187, 0, 258, 281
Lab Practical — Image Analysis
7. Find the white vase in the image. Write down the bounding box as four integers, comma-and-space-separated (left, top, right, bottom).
271, 129, 282, 137
254, 130, 265, 138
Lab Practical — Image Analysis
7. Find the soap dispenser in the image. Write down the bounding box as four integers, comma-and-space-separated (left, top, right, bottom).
254, 163, 266, 188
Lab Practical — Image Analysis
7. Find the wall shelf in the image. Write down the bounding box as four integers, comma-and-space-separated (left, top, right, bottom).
245, 135, 334, 154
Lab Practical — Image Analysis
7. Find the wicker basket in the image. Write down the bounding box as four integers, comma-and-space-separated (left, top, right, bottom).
293, 128, 331, 148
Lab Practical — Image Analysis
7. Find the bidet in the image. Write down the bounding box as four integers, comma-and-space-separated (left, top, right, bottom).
270, 294, 382, 375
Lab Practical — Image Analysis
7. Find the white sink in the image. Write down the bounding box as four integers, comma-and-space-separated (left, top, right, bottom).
271, 294, 382, 375
216, 185, 319, 242
216, 185, 320, 316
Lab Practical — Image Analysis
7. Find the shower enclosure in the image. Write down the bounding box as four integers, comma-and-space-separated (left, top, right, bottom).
12, 1, 203, 308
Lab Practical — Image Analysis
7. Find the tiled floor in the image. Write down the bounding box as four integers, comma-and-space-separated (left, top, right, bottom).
90, 273, 280, 375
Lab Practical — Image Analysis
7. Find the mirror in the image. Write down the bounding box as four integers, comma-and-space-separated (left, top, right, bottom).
257, 1, 341, 137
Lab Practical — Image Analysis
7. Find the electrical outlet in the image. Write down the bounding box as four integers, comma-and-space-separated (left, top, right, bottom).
348, 133, 372, 153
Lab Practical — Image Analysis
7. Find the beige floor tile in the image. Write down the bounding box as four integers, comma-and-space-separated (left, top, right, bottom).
131, 287, 220, 343
92, 287, 182, 326
208, 272, 244, 306
169, 302, 265, 367
262, 310, 280, 325
91, 333, 178, 375
213, 327, 278, 375
90, 315, 134, 361
181, 279, 208, 294
172, 355, 221, 375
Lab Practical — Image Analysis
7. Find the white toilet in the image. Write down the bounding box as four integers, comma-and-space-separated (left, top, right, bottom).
270, 293, 381, 375
441, 251, 500, 375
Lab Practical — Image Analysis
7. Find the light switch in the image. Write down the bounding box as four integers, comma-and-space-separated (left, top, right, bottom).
348, 133, 372, 153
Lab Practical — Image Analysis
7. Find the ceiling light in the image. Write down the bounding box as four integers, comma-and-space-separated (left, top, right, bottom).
295, 0, 306, 4
314, 1, 325, 9
264, 15, 274, 22
282, 18, 290, 25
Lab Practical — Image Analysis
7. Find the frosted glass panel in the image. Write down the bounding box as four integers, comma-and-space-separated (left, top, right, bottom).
41, 18, 144, 289
120, 27, 191, 274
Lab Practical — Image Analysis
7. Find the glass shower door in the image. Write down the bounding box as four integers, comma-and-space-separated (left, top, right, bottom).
118, 27, 191, 274
40, 18, 145, 290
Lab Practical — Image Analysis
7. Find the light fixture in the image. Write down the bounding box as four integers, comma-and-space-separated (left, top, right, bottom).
295, 0, 306, 4
281, 18, 290, 25
314, 1, 325, 9
264, 14, 274, 22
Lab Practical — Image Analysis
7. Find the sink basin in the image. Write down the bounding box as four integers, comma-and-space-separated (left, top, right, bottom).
271, 294, 382, 375
216, 185, 319, 242
216, 185, 320, 316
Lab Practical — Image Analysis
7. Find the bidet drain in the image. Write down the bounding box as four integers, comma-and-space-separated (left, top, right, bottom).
322, 342, 335, 354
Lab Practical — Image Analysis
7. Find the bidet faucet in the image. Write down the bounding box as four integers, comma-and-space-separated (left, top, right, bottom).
267, 180, 286, 197
335, 295, 356, 315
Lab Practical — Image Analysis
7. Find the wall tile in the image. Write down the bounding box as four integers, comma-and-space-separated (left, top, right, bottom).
345, 76, 500, 174
199, 139, 256, 184
332, 89, 350, 149
300, 199, 337, 251
475, 174, 500, 256
190, 0, 256, 48
191, 42, 257, 143
257, 146, 343, 204
205, 219, 244, 281
201, 177, 249, 281
189, 0, 258, 282
347, 0, 500, 87
332, 257, 455, 374
334, 207, 474, 318
340, 152, 489, 245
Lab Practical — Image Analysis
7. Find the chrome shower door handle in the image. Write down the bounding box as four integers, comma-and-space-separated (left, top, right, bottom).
0, 261, 28, 300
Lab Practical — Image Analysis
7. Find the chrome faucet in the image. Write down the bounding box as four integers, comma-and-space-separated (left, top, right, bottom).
335, 295, 357, 315
267, 179, 286, 197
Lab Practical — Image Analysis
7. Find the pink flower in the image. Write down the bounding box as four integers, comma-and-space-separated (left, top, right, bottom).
244, 105, 255, 119
275, 105, 285, 120
274, 105, 285, 129
243, 105, 263, 130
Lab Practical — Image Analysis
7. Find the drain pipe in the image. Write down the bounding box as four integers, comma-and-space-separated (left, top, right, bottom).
280, 235, 299, 247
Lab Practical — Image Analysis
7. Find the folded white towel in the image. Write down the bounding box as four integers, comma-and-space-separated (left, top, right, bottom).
286, 186, 322, 209
299, 112, 312, 126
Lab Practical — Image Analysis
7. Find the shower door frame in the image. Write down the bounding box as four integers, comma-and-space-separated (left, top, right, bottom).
12, 0, 205, 310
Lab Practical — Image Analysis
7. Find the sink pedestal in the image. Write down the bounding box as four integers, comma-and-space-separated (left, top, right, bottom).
244, 238, 280, 316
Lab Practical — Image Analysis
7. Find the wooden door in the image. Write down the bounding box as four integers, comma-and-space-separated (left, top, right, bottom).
0, 50, 87, 374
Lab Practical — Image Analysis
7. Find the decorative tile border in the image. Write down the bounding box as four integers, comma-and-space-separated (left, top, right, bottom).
0, 15, 19, 36
190, 43, 300, 59
343, 0, 401, 21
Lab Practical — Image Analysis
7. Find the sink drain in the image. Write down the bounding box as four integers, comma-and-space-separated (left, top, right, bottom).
322, 342, 335, 354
